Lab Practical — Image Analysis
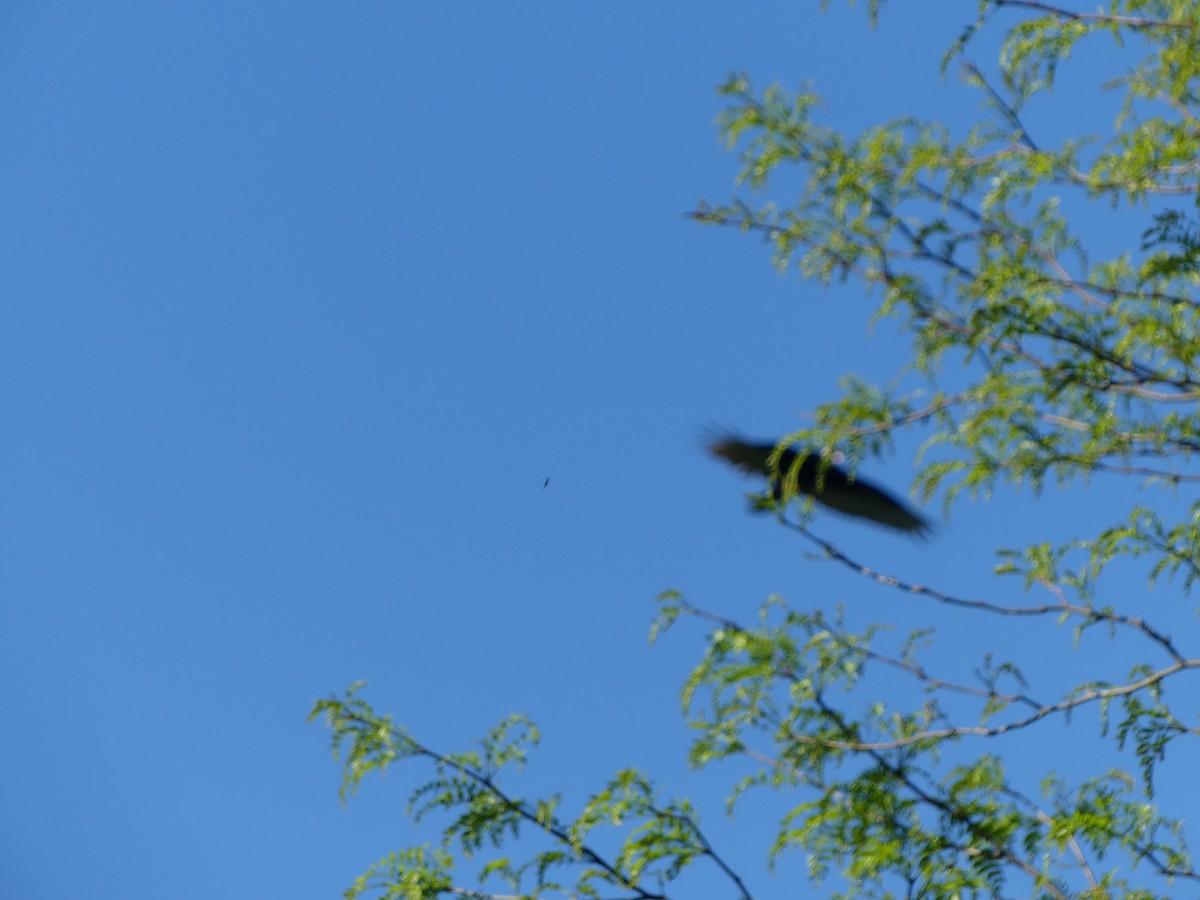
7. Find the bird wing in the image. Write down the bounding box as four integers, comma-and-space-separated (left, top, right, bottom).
705, 429, 932, 537
802, 472, 932, 536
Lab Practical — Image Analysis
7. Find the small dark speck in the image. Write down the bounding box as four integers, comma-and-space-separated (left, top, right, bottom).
543, 477, 550, 489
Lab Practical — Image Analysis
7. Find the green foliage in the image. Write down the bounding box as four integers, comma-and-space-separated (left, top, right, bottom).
310, 683, 749, 900
315, 3, 1200, 898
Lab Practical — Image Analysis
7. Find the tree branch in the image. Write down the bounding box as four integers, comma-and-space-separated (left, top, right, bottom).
782, 520, 1189, 665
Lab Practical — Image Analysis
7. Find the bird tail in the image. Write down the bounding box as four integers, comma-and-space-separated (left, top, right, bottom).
700, 425, 774, 476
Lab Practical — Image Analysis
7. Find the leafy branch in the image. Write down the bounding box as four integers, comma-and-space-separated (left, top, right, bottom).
309, 686, 752, 900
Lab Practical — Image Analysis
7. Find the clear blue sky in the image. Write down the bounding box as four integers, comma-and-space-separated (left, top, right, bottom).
2, 3, 1191, 898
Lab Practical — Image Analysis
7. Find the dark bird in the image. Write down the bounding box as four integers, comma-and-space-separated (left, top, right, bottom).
706, 430, 932, 537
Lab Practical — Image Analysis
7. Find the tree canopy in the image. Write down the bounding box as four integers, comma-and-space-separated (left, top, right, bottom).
313, 3, 1200, 897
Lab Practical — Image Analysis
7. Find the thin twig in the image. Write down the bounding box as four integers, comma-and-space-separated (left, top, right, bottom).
783, 520, 1188, 665
991, 0, 1189, 30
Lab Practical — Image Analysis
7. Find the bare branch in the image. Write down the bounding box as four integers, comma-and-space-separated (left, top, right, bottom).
990, 0, 1190, 30
781, 520, 1189, 665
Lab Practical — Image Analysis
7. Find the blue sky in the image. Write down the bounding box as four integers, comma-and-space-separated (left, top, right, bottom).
2, 3, 1193, 898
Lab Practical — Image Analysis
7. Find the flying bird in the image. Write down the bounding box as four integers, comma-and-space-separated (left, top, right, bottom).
706, 430, 932, 537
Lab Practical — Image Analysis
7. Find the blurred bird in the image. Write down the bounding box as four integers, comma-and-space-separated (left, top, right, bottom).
706, 430, 932, 537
